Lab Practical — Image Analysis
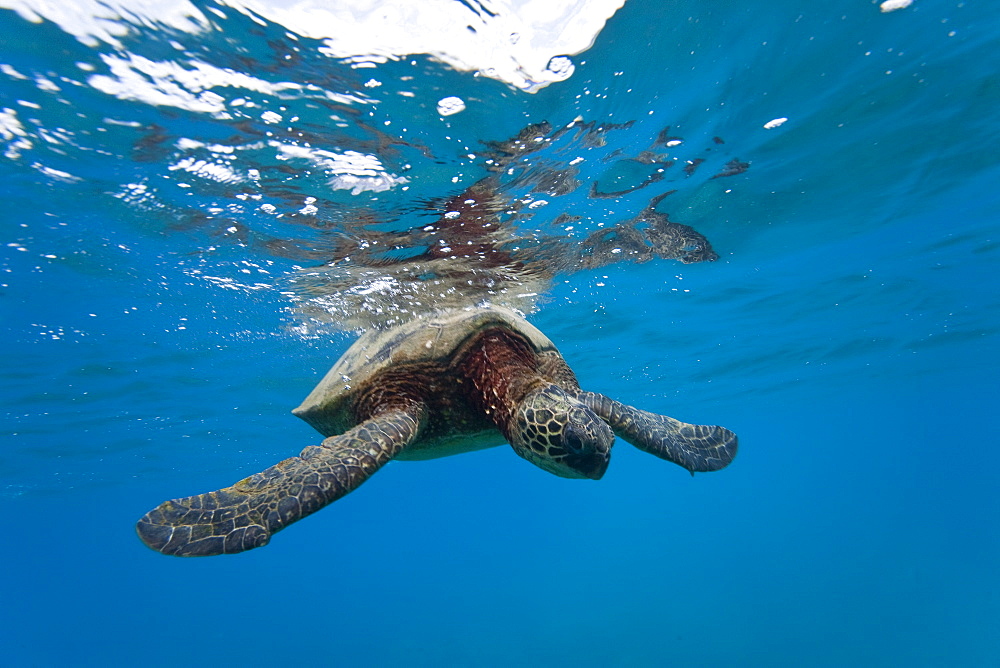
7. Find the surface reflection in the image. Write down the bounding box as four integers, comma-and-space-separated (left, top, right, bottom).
2, 0, 751, 336
286, 120, 729, 331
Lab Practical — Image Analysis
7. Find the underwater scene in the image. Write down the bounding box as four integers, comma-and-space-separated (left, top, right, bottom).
1, 0, 998, 664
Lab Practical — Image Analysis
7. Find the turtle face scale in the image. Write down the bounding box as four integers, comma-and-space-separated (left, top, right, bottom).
509, 384, 614, 479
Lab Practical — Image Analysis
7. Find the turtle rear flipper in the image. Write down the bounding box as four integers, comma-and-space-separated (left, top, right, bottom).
581, 392, 737, 474
136, 404, 426, 557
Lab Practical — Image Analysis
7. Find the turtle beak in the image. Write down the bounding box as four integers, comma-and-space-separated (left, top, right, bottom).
560, 415, 612, 479
566, 452, 609, 480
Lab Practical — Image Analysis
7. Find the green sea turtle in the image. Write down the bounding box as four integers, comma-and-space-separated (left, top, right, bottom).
136, 306, 737, 556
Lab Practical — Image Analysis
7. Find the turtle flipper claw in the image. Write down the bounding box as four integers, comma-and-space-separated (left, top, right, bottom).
581, 392, 737, 473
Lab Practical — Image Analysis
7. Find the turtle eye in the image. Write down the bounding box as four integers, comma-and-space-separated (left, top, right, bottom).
562, 427, 585, 454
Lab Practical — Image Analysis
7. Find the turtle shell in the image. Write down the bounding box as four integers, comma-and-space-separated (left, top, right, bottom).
292, 306, 557, 456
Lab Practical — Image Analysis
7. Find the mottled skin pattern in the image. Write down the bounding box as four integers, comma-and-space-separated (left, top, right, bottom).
580, 393, 736, 473
136, 403, 426, 556
136, 308, 737, 557
455, 330, 615, 479
509, 384, 614, 479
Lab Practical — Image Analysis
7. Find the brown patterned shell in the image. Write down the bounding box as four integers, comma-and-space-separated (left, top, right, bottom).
292, 306, 557, 445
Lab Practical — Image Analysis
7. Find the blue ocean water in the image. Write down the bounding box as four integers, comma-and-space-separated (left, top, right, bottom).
1, 0, 998, 665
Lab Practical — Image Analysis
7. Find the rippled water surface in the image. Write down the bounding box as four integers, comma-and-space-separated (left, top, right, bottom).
2, 0, 998, 665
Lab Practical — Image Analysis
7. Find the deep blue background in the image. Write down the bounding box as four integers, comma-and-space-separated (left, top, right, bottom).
2, 0, 998, 665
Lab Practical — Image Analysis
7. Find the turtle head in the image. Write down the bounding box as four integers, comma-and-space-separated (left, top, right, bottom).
508, 384, 614, 480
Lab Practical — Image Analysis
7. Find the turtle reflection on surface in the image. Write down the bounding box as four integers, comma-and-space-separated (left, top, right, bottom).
289, 121, 726, 331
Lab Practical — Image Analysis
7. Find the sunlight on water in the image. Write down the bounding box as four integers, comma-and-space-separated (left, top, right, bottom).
3, 0, 624, 91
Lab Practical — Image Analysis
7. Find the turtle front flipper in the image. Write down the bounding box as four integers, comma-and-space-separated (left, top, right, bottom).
136, 404, 427, 557
580, 392, 737, 474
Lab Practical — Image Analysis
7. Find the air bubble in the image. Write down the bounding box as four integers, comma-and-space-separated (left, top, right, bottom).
436, 96, 466, 116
